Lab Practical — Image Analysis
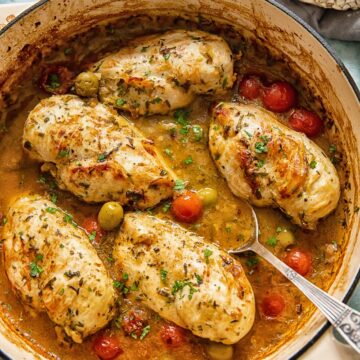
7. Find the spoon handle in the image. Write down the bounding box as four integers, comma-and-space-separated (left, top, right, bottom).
252, 241, 360, 353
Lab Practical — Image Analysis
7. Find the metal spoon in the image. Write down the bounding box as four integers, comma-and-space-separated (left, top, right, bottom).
229, 205, 360, 354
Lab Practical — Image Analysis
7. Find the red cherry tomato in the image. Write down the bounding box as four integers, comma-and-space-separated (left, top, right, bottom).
239, 76, 262, 100
289, 108, 323, 137
39, 64, 73, 94
284, 249, 312, 276
82, 216, 103, 242
171, 191, 203, 223
160, 324, 186, 348
93, 333, 123, 360
261, 294, 285, 318
262, 81, 297, 112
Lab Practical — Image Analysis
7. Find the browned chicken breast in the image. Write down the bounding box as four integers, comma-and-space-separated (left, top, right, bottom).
23, 95, 176, 208
2, 194, 117, 343
209, 102, 340, 229
113, 212, 255, 344
92, 29, 234, 116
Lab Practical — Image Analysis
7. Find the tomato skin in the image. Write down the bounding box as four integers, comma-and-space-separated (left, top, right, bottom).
284, 249, 312, 276
239, 76, 262, 100
261, 294, 285, 318
288, 108, 323, 137
262, 81, 297, 112
82, 216, 103, 242
39, 64, 73, 94
122, 309, 148, 338
93, 333, 123, 360
171, 191, 203, 223
160, 324, 186, 348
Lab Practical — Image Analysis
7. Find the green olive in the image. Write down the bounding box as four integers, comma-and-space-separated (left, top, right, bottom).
206, 342, 234, 360
197, 187, 218, 207
75, 72, 99, 97
277, 229, 295, 248
98, 202, 124, 231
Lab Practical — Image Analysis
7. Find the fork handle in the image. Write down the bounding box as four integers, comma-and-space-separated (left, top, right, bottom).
252, 241, 360, 353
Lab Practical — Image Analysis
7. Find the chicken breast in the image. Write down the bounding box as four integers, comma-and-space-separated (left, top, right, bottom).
92, 29, 234, 116
23, 95, 176, 208
2, 194, 116, 343
209, 102, 340, 229
113, 212, 255, 344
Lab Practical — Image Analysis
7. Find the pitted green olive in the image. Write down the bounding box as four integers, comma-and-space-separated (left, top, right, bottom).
98, 202, 124, 231
205, 342, 234, 360
197, 187, 218, 207
75, 72, 99, 97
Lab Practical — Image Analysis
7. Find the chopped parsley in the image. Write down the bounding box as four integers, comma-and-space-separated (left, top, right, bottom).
88, 231, 97, 242
48, 73, 60, 89
151, 97, 162, 104
113, 280, 123, 288
50, 193, 58, 204
29, 261, 43, 278
174, 109, 190, 126
257, 159, 265, 168
222, 77, 228, 88
160, 269, 168, 283
254, 142, 268, 154
203, 248, 213, 264
63, 213, 78, 228
97, 153, 107, 162
163, 53, 171, 61
266, 236, 277, 247
195, 274, 203, 285
164, 148, 173, 158
183, 156, 193, 165
57, 149, 70, 158
46, 207, 58, 214
329, 144, 337, 153
309, 160, 317, 169
122, 273, 129, 281
115, 98, 127, 107
162, 202, 171, 213
192, 125, 203, 142
246, 257, 259, 267
172, 280, 198, 300
140, 325, 151, 340
173, 179, 186, 191
2, 217, 7, 225
276, 226, 283, 233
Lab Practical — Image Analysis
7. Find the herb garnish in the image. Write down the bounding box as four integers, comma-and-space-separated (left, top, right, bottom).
266, 236, 277, 247
116, 98, 127, 107
203, 248, 213, 264
160, 269, 168, 283
255, 142, 268, 154
309, 160, 317, 169
173, 179, 186, 191
183, 156, 193, 165
246, 257, 259, 267
172, 280, 198, 300
140, 325, 151, 340
46, 207, 58, 214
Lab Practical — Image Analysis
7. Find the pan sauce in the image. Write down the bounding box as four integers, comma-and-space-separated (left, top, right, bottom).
0, 14, 350, 360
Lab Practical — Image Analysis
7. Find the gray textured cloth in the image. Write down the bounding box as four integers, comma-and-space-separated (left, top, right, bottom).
276, 0, 360, 41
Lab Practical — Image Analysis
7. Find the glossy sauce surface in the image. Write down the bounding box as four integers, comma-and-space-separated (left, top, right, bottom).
0, 15, 348, 360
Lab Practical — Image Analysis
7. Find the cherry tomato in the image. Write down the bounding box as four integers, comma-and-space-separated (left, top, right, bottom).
122, 309, 148, 338
262, 81, 297, 112
171, 191, 203, 223
284, 249, 312, 276
39, 64, 73, 94
82, 216, 103, 242
261, 294, 285, 318
160, 324, 186, 348
288, 108, 323, 137
93, 333, 123, 360
239, 76, 262, 100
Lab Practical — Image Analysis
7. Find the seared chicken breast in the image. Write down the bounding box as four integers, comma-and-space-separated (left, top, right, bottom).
2, 195, 116, 343
209, 103, 340, 229
113, 212, 255, 344
23, 95, 176, 208
92, 29, 234, 116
